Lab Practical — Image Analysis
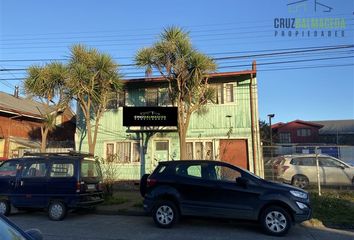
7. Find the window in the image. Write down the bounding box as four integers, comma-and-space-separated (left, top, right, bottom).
22, 162, 47, 178
0, 161, 19, 177
176, 164, 202, 178
319, 158, 345, 168
279, 132, 291, 143
291, 157, 315, 166
214, 165, 241, 182
106, 143, 115, 162
186, 142, 193, 159
117, 142, 131, 163
195, 142, 203, 159
297, 128, 311, 137
186, 140, 214, 160
158, 88, 172, 106
50, 163, 74, 177
225, 84, 234, 103
132, 143, 140, 163
145, 88, 158, 106
106, 91, 126, 109
104, 141, 141, 164
210, 83, 234, 104
81, 160, 100, 177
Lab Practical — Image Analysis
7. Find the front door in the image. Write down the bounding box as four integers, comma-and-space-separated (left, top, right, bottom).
152, 140, 169, 169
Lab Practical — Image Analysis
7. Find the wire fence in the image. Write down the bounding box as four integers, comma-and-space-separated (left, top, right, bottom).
262, 145, 354, 194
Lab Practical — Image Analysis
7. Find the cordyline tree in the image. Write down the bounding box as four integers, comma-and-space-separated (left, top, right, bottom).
67, 44, 121, 155
135, 27, 217, 159
24, 62, 68, 152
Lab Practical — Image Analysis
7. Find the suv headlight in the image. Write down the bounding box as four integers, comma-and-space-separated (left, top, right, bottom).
290, 190, 308, 199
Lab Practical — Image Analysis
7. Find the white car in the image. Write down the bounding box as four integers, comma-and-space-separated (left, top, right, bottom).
277, 154, 354, 188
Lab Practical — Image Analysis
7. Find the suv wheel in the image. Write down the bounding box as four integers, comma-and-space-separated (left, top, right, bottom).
260, 206, 291, 236
152, 200, 179, 228
0, 200, 11, 216
292, 175, 309, 189
48, 201, 67, 221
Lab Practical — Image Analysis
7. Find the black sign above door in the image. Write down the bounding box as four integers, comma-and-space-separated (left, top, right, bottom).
123, 107, 178, 126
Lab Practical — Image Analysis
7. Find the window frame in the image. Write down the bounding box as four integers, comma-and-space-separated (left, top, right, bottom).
104, 141, 141, 164
186, 140, 215, 160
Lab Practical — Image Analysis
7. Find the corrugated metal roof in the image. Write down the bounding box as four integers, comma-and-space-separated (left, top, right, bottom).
311, 120, 354, 134
0, 91, 54, 119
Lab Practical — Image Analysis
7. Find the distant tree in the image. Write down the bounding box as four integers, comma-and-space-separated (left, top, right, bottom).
24, 62, 68, 152
66, 45, 121, 155
259, 120, 271, 145
135, 27, 217, 159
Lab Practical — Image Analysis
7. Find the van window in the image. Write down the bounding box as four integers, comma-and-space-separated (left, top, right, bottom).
0, 161, 19, 177
50, 163, 74, 177
81, 160, 101, 178
22, 162, 47, 178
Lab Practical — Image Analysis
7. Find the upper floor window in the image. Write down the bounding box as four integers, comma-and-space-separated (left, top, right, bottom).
210, 83, 234, 104
145, 88, 158, 106
279, 132, 291, 143
297, 128, 311, 137
106, 91, 126, 109
225, 84, 234, 103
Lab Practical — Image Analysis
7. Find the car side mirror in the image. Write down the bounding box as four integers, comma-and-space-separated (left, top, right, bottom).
25, 229, 43, 240
236, 177, 248, 187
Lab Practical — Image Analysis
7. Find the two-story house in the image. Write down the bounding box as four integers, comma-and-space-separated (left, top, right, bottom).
0, 91, 76, 158
76, 63, 263, 179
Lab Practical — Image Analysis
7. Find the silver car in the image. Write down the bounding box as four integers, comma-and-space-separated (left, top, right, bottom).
277, 154, 354, 188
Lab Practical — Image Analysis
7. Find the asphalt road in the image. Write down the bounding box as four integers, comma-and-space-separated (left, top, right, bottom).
9, 212, 354, 240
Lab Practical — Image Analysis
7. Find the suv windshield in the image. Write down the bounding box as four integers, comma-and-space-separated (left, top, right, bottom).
81, 159, 101, 178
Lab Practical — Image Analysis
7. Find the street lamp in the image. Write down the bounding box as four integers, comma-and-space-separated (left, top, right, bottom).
267, 114, 275, 146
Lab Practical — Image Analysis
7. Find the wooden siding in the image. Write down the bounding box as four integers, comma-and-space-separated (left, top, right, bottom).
76, 77, 263, 179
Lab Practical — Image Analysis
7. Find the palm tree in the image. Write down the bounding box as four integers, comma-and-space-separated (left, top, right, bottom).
66, 44, 121, 155
135, 27, 217, 159
24, 62, 68, 152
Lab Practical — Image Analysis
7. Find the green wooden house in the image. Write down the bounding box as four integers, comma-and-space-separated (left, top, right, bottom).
75, 63, 264, 179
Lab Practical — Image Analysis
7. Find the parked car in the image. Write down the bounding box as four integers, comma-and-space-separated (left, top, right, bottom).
140, 160, 311, 236
0, 152, 104, 221
0, 214, 43, 240
277, 154, 354, 189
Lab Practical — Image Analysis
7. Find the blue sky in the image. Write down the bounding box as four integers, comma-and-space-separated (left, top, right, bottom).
0, 0, 353, 123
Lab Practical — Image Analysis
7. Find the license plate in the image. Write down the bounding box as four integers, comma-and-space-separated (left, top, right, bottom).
87, 184, 96, 190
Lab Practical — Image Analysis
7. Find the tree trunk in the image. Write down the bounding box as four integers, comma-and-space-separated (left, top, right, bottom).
41, 127, 48, 153
179, 129, 188, 160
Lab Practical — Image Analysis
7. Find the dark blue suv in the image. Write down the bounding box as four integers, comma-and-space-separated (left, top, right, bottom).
141, 160, 312, 236
0, 152, 104, 220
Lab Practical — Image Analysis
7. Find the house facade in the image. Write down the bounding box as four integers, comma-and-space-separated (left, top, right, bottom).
0, 91, 76, 159
271, 120, 323, 144
76, 64, 263, 179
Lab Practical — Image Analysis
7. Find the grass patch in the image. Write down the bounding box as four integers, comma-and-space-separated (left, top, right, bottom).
310, 191, 354, 229
103, 196, 129, 205
133, 201, 143, 208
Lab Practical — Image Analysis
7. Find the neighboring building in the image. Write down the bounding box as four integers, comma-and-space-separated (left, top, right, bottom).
312, 120, 354, 145
272, 119, 354, 145
0, 91, 76, 158
76, 63, 264, 179
271, 120, 323, 144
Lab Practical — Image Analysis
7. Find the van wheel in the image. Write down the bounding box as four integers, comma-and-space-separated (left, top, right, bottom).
292, 175, 309, 189
152, 200, 179, 228
260, 206, 291, 236
0, 200, 11, 216
48, 201, 67, 221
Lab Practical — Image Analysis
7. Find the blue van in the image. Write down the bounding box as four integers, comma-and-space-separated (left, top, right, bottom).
0, 152, 104, 220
